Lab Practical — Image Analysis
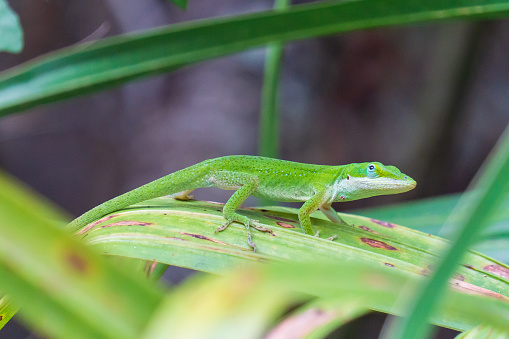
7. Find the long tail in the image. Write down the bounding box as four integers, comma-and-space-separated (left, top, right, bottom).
66, 160, 214, 233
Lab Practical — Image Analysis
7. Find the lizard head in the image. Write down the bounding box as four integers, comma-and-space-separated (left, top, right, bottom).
333, 162, 416, 202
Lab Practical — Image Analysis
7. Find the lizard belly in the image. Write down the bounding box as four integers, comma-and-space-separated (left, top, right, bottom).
252, 185, 313, 202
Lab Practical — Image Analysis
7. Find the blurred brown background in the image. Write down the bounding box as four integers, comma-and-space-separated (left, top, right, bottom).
1, 0, 509, 338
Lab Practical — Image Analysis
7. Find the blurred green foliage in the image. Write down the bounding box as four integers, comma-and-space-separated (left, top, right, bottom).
1, 1, 509, 338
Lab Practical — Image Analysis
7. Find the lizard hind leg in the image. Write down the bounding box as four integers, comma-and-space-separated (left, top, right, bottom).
319, 204, 346, 241
320, 204, 347, 225
169, 189, 195, 201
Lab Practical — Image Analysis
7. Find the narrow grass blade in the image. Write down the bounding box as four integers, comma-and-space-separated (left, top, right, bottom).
258, 0, 290, 160
385, 125, 509, 339
2, 0, 509, 115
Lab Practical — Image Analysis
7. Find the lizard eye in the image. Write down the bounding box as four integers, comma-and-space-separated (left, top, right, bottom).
367, 164, 377, 177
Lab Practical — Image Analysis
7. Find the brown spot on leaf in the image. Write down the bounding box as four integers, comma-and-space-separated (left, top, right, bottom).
66, 251, 89, 274
420, 268, 431, 276
260, 209, 269, 212
361, 238, 397, 250
277, 222, 295, 229
483, 264, 509, 279
101, 221, 153, 228
179, 232, 230, 246
453, 273, 465, 281
267, 215, 297, 223
147, 260, 158, 277
451, 279, 509, 302
77, 215, 118, 235
266, 307, 338, 338
167, 236, 186, 241
0, 314, 3, 321
359, 225, 379, 234
464, 264, 475, 270
384, 263, 395, 267
370, 219, 396, 228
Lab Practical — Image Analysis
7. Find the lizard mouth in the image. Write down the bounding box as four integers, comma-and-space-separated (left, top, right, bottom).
374, 177, 416, 193
346, 176, 416, 194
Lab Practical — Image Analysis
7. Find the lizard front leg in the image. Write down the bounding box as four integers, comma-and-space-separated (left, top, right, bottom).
298, 191, 326, 236
317, 204, 343, 241
212, 172, 272, 251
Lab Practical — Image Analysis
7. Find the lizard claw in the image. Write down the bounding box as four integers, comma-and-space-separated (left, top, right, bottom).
244, 223, 257, 252
250, 220, 273, 234
215, 220, 232, 233
247, 238, 257, 252
327, 235, 338, 241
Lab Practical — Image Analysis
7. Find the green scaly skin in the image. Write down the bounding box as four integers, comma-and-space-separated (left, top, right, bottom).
67, 155, 416, 251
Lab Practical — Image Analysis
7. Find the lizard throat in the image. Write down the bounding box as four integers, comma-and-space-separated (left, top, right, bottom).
332, 176, 416, 202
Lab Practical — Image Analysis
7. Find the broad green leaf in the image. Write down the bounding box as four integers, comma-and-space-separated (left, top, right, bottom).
0, 0, 23, 53
353, 193, 509, 240
142, 259, 509, 338
0, 171, 163, 338
2, 0, 509, 115
351, 192, 509, 262
78, 198, 509, 331
455, 325, 509, 338
386, 126, 509, 339
266, 298, 368, 339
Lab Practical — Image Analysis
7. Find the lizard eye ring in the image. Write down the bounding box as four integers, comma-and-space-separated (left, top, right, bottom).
367, 164, 377, 177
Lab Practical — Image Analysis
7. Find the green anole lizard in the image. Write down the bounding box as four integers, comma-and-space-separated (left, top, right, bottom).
67, 155, 416, 251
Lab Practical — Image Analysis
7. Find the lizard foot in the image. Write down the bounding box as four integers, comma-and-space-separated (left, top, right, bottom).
314, 230, 337, 241
170, 189, 196, 201
245, 224, 257, 252
216, 216, 272, 251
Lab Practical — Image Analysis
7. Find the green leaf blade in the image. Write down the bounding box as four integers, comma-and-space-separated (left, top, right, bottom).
385, 126, 509, 339
0, 0, 23, 53
143, 259, 509, 338
2, 0, 509, 115
78, 198, 509, 332
0, 171, 164, 338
